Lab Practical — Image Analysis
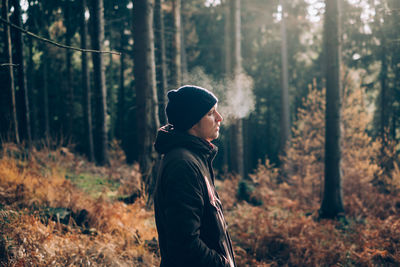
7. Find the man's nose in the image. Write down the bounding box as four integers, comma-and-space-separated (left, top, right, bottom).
216, 112, 223, 122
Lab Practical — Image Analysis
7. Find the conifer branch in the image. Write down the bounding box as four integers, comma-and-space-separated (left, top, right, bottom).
0, 17, 121, 55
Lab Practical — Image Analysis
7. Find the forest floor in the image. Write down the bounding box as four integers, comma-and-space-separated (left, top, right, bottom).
1, 142, 400, 266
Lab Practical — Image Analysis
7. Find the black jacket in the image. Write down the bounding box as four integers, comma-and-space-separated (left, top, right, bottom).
154, 125, 236, 267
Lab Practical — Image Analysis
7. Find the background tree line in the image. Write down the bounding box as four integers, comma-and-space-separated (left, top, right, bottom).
0, 0, 399, 217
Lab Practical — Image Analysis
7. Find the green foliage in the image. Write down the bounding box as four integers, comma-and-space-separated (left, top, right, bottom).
65, 172, 120, 199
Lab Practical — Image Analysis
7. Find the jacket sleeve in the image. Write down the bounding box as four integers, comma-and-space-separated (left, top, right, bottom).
162, 160, 229, 267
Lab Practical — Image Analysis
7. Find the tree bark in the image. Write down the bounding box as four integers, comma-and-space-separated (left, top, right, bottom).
180, 0, 188, 80
2, 0, 19, 144
133, 0, 160, 196
90, 0, 109, 165
279, 0, 291, 157
42, 46, 50, 140
107, 37, 115, 141
116, 33, 126, 141
81, 0, 95, 162
27, 32, 38, 141
319, 0, 345, 219
379, 35, 388, 143
154, 0, 168, 125
12, 0, 31, 147
392, 0, 400, 141
64, 0, 74, 139
223, 0, 231, 170
171, 0, 181, 87
224, 0, 231, 76
229, 0, 245, 178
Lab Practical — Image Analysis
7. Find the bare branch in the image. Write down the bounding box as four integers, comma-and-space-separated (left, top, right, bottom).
0, 63, 19, 67
0, 17, 121, 55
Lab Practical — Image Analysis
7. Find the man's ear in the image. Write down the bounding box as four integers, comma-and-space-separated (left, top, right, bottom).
187, 122, 199, 136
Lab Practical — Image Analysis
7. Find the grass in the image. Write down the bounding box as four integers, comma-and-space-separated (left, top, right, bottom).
65, 172, 120, 199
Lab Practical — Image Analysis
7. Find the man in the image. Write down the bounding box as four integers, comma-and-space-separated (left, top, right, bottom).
154, 85, 236, 267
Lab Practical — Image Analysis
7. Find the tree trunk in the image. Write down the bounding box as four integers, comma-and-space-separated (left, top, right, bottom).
393, 0, 400, 141
230, 0, 241, 83
229, 0, 245, 178
224, 0, 231, 76
90, 0, 109, 165
279, 0, 291, 157
116, 33, 126, 141
319, 0, 345, 219
81, 0, 95, 161
154, 0, 168, 125
42, 46, 50, 140
107, 37, 115, 141
371, 0, 392, 171
64, 0, 74, 139
133, 0, 160, 196
379, 36, 388, 143
223, 0, 231, 170
12, 0, 31, 147
2, 0, 19, 144
266, 97, 272, 160
180, 0, 188, 80
27, 33, 38, 141
171, 0, 181, 87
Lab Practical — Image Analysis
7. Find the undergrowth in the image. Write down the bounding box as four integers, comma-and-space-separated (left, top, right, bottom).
0, 142, 158, 266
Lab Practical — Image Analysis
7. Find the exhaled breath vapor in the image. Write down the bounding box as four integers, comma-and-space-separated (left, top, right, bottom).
182, 67, 255, 125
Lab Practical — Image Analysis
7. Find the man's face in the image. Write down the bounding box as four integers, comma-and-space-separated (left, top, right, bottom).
189, 104, 223, 142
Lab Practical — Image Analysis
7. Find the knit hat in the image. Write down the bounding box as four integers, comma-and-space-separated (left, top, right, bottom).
166, 85, 218, 131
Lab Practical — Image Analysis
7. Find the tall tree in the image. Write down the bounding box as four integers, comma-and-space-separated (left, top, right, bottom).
42, 46, 50, 140
154, 0, 168, 125
25, 0, 39, 141
90, 0, 109, 165
116, 32, 126, 141
12, 0, 31, 147
319, 0, 345, 219
171, 0, 182, 87
229, 0, 245, 178
370, 0, 390, 146
64, 0, 74, 139
223, 0, 231, 169
27, 31, 38, 141
391, 0, 400, 141
133, 0, 160, 194
33, 2, 52, 141
279, 0, 290, 157
224, 0, 231, 76
180, 0, 188, 79
81, 0, 94, 161
2, 0, 19, 143
378, 32, 388, 142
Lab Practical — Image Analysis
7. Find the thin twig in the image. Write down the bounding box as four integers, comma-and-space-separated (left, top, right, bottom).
0, 63, 19, 67
0, 17, 121, 55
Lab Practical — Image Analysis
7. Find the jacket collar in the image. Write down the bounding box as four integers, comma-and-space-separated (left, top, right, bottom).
154, 124, 218, 158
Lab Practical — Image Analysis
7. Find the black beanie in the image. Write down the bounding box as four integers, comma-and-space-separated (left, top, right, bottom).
166, 85, 218, 131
